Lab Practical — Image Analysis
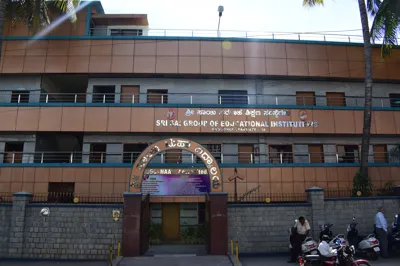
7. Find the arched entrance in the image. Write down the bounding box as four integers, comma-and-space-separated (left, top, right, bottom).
122, 138, 228, 257
128, 138, 223, 193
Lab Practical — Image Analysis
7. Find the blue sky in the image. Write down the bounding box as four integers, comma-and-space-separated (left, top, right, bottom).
100, 0, 363, 36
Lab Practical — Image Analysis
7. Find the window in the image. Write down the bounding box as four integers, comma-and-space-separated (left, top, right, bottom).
389, 93, 400, 108
326, 92, 346, 106
89, 143, 107, 163
165, 150, 182, 163
308, 144, 324, 163
47, 182, 75, 203
337, 145, 359, 163
196, 144, 222, 164
110, 29, 143, 36
218, 90, 248, 105
11, 91, 29, 103
121, 85, 140, 103
147, 89, 168, 104
123, 143, 148, 163
269, 145, 293, 163
92, 85, 115, 103
373, 144, 388, 163
4, 142, 24, 163
238, 144, 254, 163
296, 91, 316, 106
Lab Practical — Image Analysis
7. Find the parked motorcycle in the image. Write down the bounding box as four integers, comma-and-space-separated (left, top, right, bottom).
299, 240, 372, 266
347, 217, 380, 260
319, 224, 333, 242
329, 234, 347, 249
389, 214, 400, 252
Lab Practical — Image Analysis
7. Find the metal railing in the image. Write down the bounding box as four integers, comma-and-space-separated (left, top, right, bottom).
228, 192, 308, 203
325, 188, 395, 198
3, 91, 400, 108
1, 151, 398, 164
30, 192, 124, 204
87, 28, 387, 44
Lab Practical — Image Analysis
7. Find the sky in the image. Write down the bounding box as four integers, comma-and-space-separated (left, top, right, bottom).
99, 0, 365, 41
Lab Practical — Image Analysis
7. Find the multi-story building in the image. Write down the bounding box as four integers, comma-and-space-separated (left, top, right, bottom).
0, 0, 400, 241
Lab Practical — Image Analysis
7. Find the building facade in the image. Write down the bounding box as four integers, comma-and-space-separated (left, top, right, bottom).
0, 0, 400, 245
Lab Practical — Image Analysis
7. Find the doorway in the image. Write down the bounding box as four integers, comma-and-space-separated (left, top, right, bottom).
162, 203, 181, 241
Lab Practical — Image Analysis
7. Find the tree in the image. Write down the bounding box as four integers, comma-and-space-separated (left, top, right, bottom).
303, 0, 399, 180
0, 0, 81, 63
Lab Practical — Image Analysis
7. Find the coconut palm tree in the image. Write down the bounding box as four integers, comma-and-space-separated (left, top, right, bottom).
303, 0, 399, 181
0, 0, 80, 61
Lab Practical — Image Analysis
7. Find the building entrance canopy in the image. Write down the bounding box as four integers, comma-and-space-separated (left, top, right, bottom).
129, 138, 222, 193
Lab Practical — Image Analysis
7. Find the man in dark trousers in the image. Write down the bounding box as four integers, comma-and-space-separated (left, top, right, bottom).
375, 206, 389, 258
288, 216, 311, 263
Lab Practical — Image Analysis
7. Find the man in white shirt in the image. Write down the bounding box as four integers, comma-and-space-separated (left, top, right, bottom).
318, 235, 337, 259
288, 216, 312, 263
375, 206, 389, 258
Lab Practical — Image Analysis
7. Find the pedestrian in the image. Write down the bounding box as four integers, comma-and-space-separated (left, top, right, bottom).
375, 206, 389, 258
288, 216, 311, 263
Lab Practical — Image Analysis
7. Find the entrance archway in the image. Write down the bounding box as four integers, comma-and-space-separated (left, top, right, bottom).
128, 138, 223, 193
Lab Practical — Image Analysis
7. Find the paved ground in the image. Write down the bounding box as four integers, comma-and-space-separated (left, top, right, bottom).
120, 255, 232, 266
241, 256, 400, 266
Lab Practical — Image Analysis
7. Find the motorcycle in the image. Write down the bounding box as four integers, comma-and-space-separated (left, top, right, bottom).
329, 234, 347, 249
347, 217, 380, 260
319, 224, 334, 242
389, 214, 400, 252
299, 240, 372, 266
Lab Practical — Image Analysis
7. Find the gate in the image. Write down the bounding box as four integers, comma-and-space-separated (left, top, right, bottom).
140, 194, 151, 254
204, 193, 211, 253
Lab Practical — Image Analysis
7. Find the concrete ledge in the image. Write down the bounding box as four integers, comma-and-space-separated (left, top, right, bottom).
306, 187, 323, 192
228, 254, 242, 266
123, 192, 142, 197
13, 192, 33, 197
325, 196, 400, 201
109, 256, 123, 266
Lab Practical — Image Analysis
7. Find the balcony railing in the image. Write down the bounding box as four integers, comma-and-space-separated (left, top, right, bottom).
1, 151, 398, 165
3, 92, 400, 108
88, 28, 378, 44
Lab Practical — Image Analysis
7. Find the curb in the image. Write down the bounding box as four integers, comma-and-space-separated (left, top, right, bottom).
109, 256, 123, 266
228, 254, 242, 266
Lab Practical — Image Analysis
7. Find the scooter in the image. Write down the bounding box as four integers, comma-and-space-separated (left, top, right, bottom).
389, 214, 400, 252
329, 234, 347, 249
299, 239, 372, 266
347, 217, 380, 260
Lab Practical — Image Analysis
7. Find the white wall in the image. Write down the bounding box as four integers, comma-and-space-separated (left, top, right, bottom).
0, 75, 42, 103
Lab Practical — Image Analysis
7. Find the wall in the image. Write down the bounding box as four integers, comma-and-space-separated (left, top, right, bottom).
0, 106, 399, 136
0, 204, 12, 258
228, 190, 400, 254
0, 166, 399, 195
2, 39, 400, 80
228, 204, 311, 253
0, 75, 41, 103
20, 204, 122, 260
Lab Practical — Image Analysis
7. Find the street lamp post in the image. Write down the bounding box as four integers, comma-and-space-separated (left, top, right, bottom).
217, 5, 224, 37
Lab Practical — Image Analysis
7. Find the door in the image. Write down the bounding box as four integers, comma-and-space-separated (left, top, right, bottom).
373, 145, 388, 163
308, 144, 324, 163
296, 91, 316, 106
326, 92, 346, 106
162, 203, 181, 241
121, 85, 140, 103
238, 144, 254, 163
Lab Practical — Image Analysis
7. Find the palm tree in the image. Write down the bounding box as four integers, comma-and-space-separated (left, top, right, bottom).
0, 0, 80, 62
303, 0, 399, 180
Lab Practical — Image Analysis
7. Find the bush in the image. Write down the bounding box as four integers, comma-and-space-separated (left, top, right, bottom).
352, 171, 373, 197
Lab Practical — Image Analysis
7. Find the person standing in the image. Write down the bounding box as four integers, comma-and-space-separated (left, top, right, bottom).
375, 206, 389, 258
288, 216, 311, 263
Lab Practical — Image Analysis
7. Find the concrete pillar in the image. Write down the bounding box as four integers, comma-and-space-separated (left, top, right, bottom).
8, 192, 32, 258
209, 192, 228, 255
106, 144, 123, 163
22, 142, 35, 163
82, 143, 91, 163
306, 187, 325, 239
123, 192, 142, 257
